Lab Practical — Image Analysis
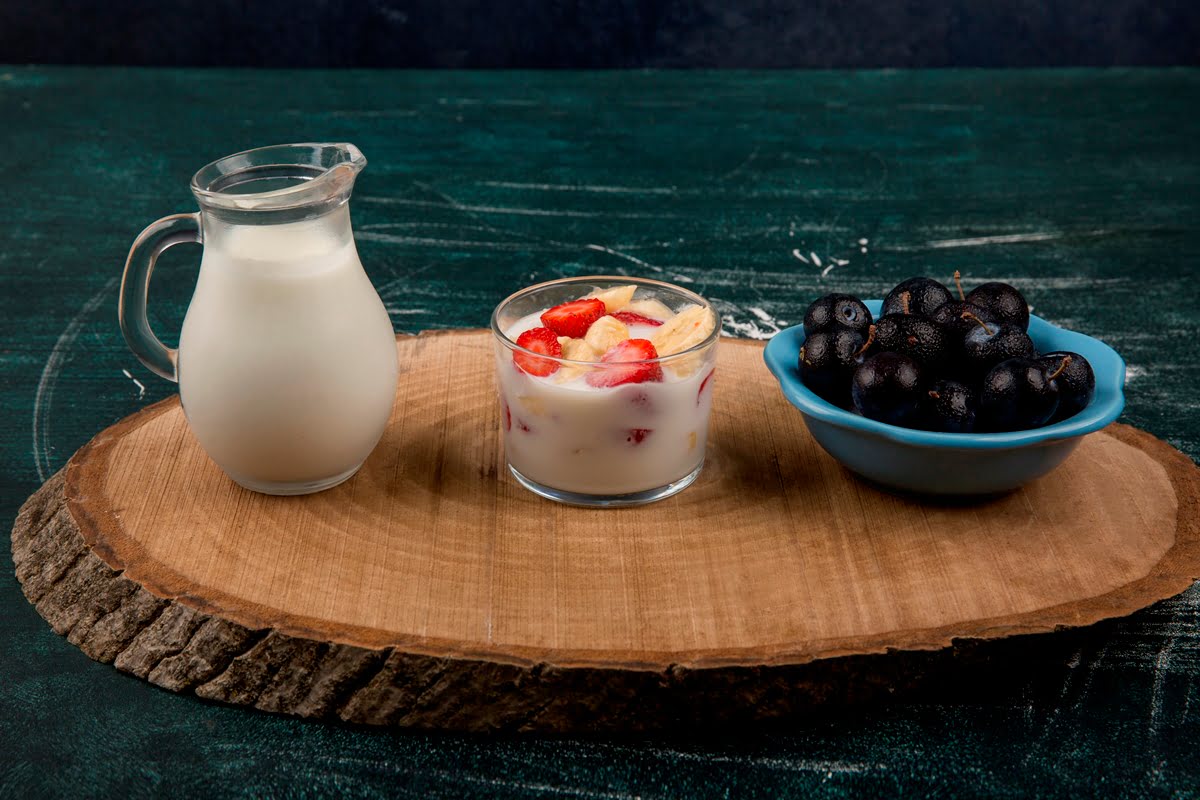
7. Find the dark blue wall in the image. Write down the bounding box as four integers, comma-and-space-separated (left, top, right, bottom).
1, 0, 1196, 67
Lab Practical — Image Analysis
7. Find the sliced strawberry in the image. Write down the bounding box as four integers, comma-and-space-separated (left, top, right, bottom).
586, 339, 664, 387
540, 298, 606, 338
513, 327, 562, 377
611, 310, 664, 328
625, 428, 653, 445
697, 369, 715, 405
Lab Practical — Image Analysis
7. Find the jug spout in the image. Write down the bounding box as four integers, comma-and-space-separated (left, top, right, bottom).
190, 142, 367, 223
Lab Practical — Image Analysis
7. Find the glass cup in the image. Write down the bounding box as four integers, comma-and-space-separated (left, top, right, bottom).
491, 276, 720, 507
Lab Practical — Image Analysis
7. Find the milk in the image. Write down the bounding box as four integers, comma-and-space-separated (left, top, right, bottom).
497, 311, 716, 496
178, 206, 398, 493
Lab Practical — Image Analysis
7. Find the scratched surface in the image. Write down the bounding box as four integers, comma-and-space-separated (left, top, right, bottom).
1, 67, 1198, 798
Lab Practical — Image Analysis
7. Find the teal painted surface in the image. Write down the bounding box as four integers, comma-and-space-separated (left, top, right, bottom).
1, 66, 1198, 798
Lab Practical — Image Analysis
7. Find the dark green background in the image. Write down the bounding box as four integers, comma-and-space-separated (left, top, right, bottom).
2, 67, 1198, 798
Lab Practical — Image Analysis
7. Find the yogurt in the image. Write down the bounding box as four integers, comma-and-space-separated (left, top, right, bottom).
493, 282, 718, 499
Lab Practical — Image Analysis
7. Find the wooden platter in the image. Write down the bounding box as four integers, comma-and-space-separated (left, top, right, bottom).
12, 331, 1200, 732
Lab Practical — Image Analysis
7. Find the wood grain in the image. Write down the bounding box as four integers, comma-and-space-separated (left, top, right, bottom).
11, 331, 1200, 731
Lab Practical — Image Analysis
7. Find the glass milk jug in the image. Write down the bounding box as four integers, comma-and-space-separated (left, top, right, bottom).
119, 143, 398, 495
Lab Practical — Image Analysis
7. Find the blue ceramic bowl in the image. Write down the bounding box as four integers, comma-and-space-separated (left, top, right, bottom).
763, 300, 1126, 495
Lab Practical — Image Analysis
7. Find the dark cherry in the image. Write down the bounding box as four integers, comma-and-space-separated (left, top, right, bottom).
795, 272, 1094, 435
922, 379, 978, 433
1038, 351, 1096, 421
851, 352, 924, 426
967, 281, 1030, 331
961, 314, 1035, 378
799, 325, 876, 407
882, 277, 953, 318
979, 358, 1060, 431
803, 293, 872, 336
930, 300, 994, 342
873, 313, 949, 370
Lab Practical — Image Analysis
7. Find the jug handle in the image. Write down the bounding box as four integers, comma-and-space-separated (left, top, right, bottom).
118, 213, 201, 383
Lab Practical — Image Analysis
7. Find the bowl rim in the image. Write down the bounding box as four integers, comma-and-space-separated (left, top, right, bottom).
763, 299, 1126, 450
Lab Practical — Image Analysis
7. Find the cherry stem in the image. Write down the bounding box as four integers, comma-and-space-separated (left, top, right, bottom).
960, 311, 993, 335
799, 345, 807, 365
953, 270, 965, 301
900, 291, 911, 315
1046, 355, 1073, 381
854, 324, 876, 357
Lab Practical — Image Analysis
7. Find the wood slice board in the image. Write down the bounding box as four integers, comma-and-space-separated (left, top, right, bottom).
12, 331, 1200, 732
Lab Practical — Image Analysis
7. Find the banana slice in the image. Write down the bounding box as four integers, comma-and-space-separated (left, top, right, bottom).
583, 315, 629, 355
555, 337, 598, 383
587, 284, 637, 313
624, 298, 673, 321
651, 304, 716, 356
653, 305, 717, 377
517, 395, 548, 416
555, 365, 588, 384
559, 337, 597, 361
